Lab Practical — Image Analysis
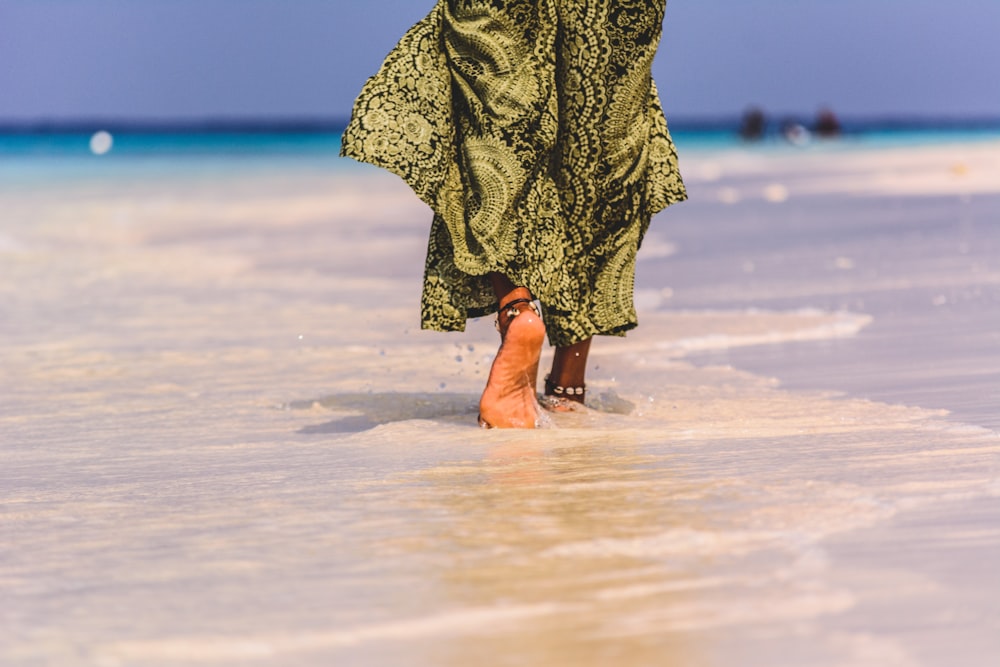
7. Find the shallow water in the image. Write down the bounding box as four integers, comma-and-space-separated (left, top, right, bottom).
667, 144, 1000, 430
2, 140, 999, 666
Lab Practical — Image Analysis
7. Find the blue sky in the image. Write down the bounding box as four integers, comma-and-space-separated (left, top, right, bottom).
1, 0, 997, 121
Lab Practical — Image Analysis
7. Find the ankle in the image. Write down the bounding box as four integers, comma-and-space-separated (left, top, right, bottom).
498, 287, 533, 309
544, 374, 586, 403
496, 288, 540, 335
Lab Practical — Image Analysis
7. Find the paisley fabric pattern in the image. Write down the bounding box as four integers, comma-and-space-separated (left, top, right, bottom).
341, 0, 686, 346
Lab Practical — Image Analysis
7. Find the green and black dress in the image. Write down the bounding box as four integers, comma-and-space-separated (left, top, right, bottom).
341, 0, 686, 347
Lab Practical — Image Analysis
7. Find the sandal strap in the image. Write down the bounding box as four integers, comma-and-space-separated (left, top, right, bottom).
495, 294, 541, 333
500, 297, 536, 312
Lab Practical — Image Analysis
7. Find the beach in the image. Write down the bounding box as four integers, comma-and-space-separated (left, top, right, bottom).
2, 135, 999, 666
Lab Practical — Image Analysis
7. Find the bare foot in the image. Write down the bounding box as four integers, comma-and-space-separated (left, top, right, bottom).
539, 394, 588, 413
479, 292, 545, 429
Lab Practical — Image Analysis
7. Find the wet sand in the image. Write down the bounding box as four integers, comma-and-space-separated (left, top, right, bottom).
2, 140, 999, 666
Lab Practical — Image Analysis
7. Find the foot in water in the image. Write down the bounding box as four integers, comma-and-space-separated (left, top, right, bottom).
479, 288, 545, 429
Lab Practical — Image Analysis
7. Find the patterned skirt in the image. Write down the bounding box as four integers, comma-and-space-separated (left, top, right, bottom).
341, 0, 686, 346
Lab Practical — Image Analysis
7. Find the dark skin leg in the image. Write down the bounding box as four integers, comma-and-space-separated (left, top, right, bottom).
488, 273, 519, 304
547, 337, 592, 403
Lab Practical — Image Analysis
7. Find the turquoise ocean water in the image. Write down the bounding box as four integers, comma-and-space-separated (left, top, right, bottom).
3, 123, 1000, 157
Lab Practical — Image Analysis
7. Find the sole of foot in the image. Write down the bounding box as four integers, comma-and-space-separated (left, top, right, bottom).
478, 308, 546, 429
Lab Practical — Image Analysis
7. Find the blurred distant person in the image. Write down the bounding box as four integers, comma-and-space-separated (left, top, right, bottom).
814, 107, 842, 138
739, 106, 767, 141
341, 0, 686, 428
780, 118, 811, 146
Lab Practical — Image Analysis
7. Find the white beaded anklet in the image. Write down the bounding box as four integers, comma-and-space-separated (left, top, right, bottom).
544, 374, 586, 400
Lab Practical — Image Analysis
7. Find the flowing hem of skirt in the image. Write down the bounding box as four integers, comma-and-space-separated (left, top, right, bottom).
340, 0, 686, 346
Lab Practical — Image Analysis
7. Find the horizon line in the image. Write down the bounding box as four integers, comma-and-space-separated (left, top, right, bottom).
2, 114, 1000, 135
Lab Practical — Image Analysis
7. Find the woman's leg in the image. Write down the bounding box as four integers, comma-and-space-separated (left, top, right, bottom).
545, 338, 592, 406
488, 273, 518, 303
478, 273, 546, 428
